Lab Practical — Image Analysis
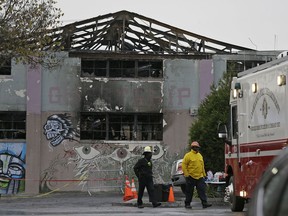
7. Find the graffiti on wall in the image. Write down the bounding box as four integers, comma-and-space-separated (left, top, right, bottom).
0, 142, 26, 194
43, 114, 79, 147
168, 86, 192, 107
41, 113, 176, 193
73, 143, 171, 193
40, 141, 174, 193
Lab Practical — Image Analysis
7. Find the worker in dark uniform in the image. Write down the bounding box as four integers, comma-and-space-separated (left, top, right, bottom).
133, 146, 161, 208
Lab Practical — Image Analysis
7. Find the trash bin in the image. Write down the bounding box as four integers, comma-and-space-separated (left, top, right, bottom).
153, 184, 163, 202
152, 184, 171, 202
162, 184, 171, 202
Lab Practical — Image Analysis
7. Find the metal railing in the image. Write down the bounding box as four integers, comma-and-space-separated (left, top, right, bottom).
85, 168, 124, 195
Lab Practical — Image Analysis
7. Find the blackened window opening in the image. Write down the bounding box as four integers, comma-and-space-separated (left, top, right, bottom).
138, 61, 162, 77
80, 112, 163, 141
0, 112, 26, 139
80, 113, 107, 140
0, 58, 11, 75
227, 60, 266, 73
110, 60, 135, 77
81, 59, 163, 78
81, 60, 107, 77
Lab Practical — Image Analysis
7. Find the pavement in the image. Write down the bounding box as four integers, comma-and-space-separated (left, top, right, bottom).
118, 197, 227, 208
0, 186, 229, 209
0, 187, 235, 216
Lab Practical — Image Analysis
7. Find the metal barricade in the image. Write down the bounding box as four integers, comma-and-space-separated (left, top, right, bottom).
85, 169, 124, 195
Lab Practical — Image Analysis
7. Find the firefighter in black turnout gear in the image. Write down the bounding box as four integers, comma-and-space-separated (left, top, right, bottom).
133, 146, 161, 208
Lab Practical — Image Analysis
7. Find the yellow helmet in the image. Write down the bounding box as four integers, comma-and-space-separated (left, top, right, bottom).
191, 141, 200, 148
143, 146, 152, 154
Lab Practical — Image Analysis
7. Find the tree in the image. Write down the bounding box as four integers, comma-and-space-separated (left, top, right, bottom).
188, 65, 238, 172
0, 0, 63, 67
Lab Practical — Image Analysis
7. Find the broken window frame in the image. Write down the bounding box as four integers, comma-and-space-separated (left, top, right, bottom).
81, 59, 107, 77
80, 112, 163, 141
227, 60, 266, 73
138, 60, 163, 78
81, 59, 163, 78
80, 113, 107, 140
109, 60, 135, 78
136, 114, 163, 141
0, 111, 26, 139
108, 114, 135, 140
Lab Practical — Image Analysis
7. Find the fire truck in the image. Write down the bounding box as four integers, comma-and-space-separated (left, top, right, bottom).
218, 55, 288, 212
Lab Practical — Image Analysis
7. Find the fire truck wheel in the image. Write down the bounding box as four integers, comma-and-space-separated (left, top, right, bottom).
228, 177, 245, 212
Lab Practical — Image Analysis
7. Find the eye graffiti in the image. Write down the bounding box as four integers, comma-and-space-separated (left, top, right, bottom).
116, 148, 128, 158
43, 114, 79, 147
74, 146, 100, 160
151, 145, 164, 160
110, 147, 131, 162
70, 144, 166, 191
74, 144, 165, 161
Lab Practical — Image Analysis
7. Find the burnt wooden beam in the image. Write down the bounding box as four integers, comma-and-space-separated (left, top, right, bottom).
48, 10, 253, 54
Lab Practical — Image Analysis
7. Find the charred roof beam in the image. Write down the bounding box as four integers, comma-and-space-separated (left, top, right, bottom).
48, 10, 253, 54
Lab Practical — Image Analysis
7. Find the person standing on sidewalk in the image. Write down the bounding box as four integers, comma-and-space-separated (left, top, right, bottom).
133, 146, 161, 209
182, 141, 212, 209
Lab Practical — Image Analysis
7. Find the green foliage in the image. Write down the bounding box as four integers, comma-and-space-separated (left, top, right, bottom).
0, 0, 63, 67
188, 65, 237, 173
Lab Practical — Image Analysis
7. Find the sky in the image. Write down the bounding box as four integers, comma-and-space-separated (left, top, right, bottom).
56, 0, 288, 51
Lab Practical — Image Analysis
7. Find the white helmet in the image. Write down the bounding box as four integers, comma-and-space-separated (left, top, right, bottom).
143, 146, 152, 154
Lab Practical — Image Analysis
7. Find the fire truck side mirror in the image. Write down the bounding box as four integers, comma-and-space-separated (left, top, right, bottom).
217, 123, 232, 146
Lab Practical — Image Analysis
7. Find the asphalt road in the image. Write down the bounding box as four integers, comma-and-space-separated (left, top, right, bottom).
0, 188, 248, 216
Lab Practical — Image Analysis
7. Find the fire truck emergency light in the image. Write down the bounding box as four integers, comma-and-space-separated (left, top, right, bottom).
251, 83, 258, 93
240, 190, 247, 197
277, 75, 286, 86
233, 89, 237, 99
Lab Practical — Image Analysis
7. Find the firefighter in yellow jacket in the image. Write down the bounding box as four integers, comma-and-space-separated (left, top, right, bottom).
182, 141, 212, 209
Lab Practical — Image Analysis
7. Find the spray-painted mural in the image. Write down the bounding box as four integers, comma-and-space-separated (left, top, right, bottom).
41, 113, 173, 193
0, 142, 26, 194
43, 114, 79, 147
41, 140, 173, 194
70, 143, 169, 191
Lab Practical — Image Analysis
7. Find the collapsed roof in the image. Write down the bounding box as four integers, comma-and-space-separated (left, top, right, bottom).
50, 10, 253, 55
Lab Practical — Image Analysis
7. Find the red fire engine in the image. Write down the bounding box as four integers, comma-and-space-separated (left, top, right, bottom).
218, 55, 288, 211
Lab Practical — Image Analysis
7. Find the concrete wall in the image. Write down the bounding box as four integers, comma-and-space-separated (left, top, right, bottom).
0, 51, 257, 194
0, 62, 26, 111
163, 59, 213, 154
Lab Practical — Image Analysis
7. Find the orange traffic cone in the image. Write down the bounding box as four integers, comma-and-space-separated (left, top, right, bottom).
123, 175, 134, 201
168, 185, 175, 202
131, 177, 138, 199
